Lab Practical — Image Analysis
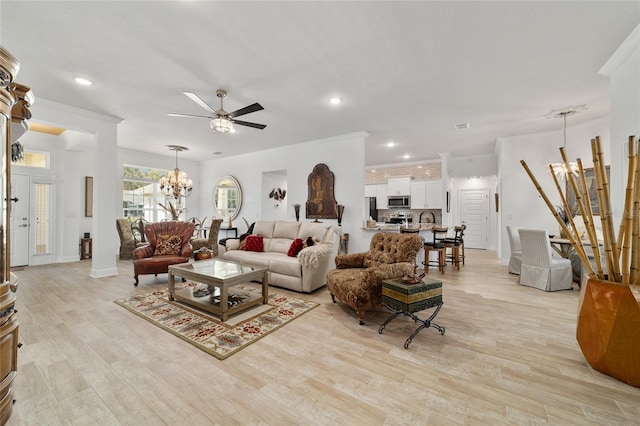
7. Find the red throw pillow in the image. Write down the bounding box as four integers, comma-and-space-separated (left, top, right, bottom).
244, 235, 264, 252
287, 238, 304, 257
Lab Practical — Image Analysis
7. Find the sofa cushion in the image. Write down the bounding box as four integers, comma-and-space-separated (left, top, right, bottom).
153, 234, 182, 256
268, 254, 302, 278
287, 238, 304, 257
298, 222, 329, 243
223, 251, 271, 268
270, 238, 293, 254
274, 221, 301, 239
244, 235, 264, 252
253, 221, 275, 238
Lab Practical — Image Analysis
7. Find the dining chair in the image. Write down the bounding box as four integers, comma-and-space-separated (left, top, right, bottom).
518, 229, 572, 291
506, 225, 522, 274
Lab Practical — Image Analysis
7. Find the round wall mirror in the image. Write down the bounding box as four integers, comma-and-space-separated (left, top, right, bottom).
213, 175, 242, 220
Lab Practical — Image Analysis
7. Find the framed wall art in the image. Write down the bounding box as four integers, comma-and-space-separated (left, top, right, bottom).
565, 166, 609, 216
306, 163, 338, 220
85, 176, 93, 217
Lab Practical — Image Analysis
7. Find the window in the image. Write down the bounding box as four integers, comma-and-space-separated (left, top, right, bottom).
35, 183, 51, 254
123, 165, 185, 222
13, 149, 49, 168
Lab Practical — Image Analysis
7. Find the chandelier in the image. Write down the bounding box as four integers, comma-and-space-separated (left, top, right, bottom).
550, 109, 579, 179
159, 145, 193, 199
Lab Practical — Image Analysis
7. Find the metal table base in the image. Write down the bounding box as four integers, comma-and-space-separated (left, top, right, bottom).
378, 303, 445, 349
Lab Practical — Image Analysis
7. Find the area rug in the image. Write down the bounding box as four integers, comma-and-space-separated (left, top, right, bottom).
114, 283, 318, 360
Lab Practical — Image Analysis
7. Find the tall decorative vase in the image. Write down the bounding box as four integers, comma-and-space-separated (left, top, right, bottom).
576, 277, 640, 386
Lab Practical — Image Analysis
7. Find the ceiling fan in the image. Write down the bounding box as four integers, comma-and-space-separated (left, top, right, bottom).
168, 89, 266, 133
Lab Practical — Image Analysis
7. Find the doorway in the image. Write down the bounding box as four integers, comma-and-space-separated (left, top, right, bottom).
10, 174, 30, 267
459, 188, 489, 249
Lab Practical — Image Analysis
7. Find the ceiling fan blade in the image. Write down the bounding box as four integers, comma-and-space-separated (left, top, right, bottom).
183, 92, 216, 113
167, 113, 213, 119
228, 103, 264, 118
231, 119, 267, 129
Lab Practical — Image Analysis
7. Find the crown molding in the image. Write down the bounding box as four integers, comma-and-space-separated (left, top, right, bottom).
599, 23, 640, 77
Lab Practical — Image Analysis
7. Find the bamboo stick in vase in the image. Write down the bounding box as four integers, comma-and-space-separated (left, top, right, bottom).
632, 137, 640, 283
559, 148, 591, 248
596, 136, 621, 281
592, 139, 617, 281
577, 159, 604, 278
520, 160, 595, 276
620, 136, 636, 284
548, 164, 591, 271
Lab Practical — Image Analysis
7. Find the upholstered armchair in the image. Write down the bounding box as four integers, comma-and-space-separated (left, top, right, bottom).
327, 232, 424, 325
116, 219, 137, 260
191, 218, 223, 257
132, 221, 195, 286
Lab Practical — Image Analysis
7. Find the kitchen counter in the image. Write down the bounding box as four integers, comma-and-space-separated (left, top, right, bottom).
362, 223, 443, 231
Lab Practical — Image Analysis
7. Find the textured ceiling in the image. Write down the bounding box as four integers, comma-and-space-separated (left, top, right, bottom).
1, 1, 639, 166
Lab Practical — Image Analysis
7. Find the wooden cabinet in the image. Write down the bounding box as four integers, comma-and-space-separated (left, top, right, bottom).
387, 177, 411, 196
375, 184, 388, 209
0, 283, 17, 426
364, 184, 377, 197
411, 180, 443, 209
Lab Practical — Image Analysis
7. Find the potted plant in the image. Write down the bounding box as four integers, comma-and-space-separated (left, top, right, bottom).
521, 135, 640, 387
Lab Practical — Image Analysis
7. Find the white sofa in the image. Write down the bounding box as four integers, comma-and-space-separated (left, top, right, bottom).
221, 220, 342, 293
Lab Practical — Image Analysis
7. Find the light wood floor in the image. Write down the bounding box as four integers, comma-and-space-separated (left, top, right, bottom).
7, 250, 640, 425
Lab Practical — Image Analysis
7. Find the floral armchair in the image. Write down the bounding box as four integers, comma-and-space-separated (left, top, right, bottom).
327, 232, 424, 325
132, 221, 195, 286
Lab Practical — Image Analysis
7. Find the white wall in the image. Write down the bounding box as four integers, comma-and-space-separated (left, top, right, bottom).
261, 171, 288, 221
198, 132, 371, 253
497, 116, 610, 265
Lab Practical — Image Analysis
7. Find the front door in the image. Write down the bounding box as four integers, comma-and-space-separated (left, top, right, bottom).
459, 188, 489, 249
10, 174, 30, 267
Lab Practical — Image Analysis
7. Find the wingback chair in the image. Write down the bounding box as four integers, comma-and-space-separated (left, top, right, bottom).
132, 221, 195, 286
326, 232, 424, 325
518, 228, 572, 291
191, 218, 223, 257
506, 225, 522, 274
116, 219, 137, 260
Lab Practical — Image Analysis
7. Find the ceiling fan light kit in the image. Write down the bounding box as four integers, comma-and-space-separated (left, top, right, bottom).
210, 117, 233, 133
168, 89, 266, 134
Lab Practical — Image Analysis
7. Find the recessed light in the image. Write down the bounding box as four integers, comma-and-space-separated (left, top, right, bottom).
403, 154, 410, 159
329, 97, 342, 105
74, 77, 93, 86
386, 142, 395, 148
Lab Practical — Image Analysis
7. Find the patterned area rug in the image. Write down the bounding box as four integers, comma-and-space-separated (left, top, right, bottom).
114, 283, 318, 360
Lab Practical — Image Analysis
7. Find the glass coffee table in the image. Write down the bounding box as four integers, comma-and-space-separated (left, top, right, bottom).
168, 259, 268, 322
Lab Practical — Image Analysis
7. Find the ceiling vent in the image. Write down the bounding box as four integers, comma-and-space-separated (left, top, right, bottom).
454, 123, 470, 130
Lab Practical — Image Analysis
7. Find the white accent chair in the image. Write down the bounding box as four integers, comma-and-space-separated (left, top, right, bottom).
506, 226, 522, 274
518, 229, 573, 291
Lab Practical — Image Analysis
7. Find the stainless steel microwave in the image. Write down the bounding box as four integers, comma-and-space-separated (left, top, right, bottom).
388, 196, 410, 208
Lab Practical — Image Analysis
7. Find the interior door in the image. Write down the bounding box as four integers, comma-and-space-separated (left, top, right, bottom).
459, 188, 489, 249
10, 174, 30, 267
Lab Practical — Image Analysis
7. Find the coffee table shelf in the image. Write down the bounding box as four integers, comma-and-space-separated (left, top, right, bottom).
168, 259, 268, 322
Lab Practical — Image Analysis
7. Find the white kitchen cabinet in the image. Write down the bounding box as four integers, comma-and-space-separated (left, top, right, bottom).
364, 184, 377, 197
426, 181, 443, 209
410, 181, 426, 209
410, 180, 442, 209
375, 184, 388, 209
387, 177, 411, 196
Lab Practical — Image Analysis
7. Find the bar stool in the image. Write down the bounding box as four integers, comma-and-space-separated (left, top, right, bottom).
423, 227, 447, 274
440, 226, 463, 270
400, 226, 422, 273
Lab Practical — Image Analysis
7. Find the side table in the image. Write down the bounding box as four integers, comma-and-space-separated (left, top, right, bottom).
378, 277, 445, 348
